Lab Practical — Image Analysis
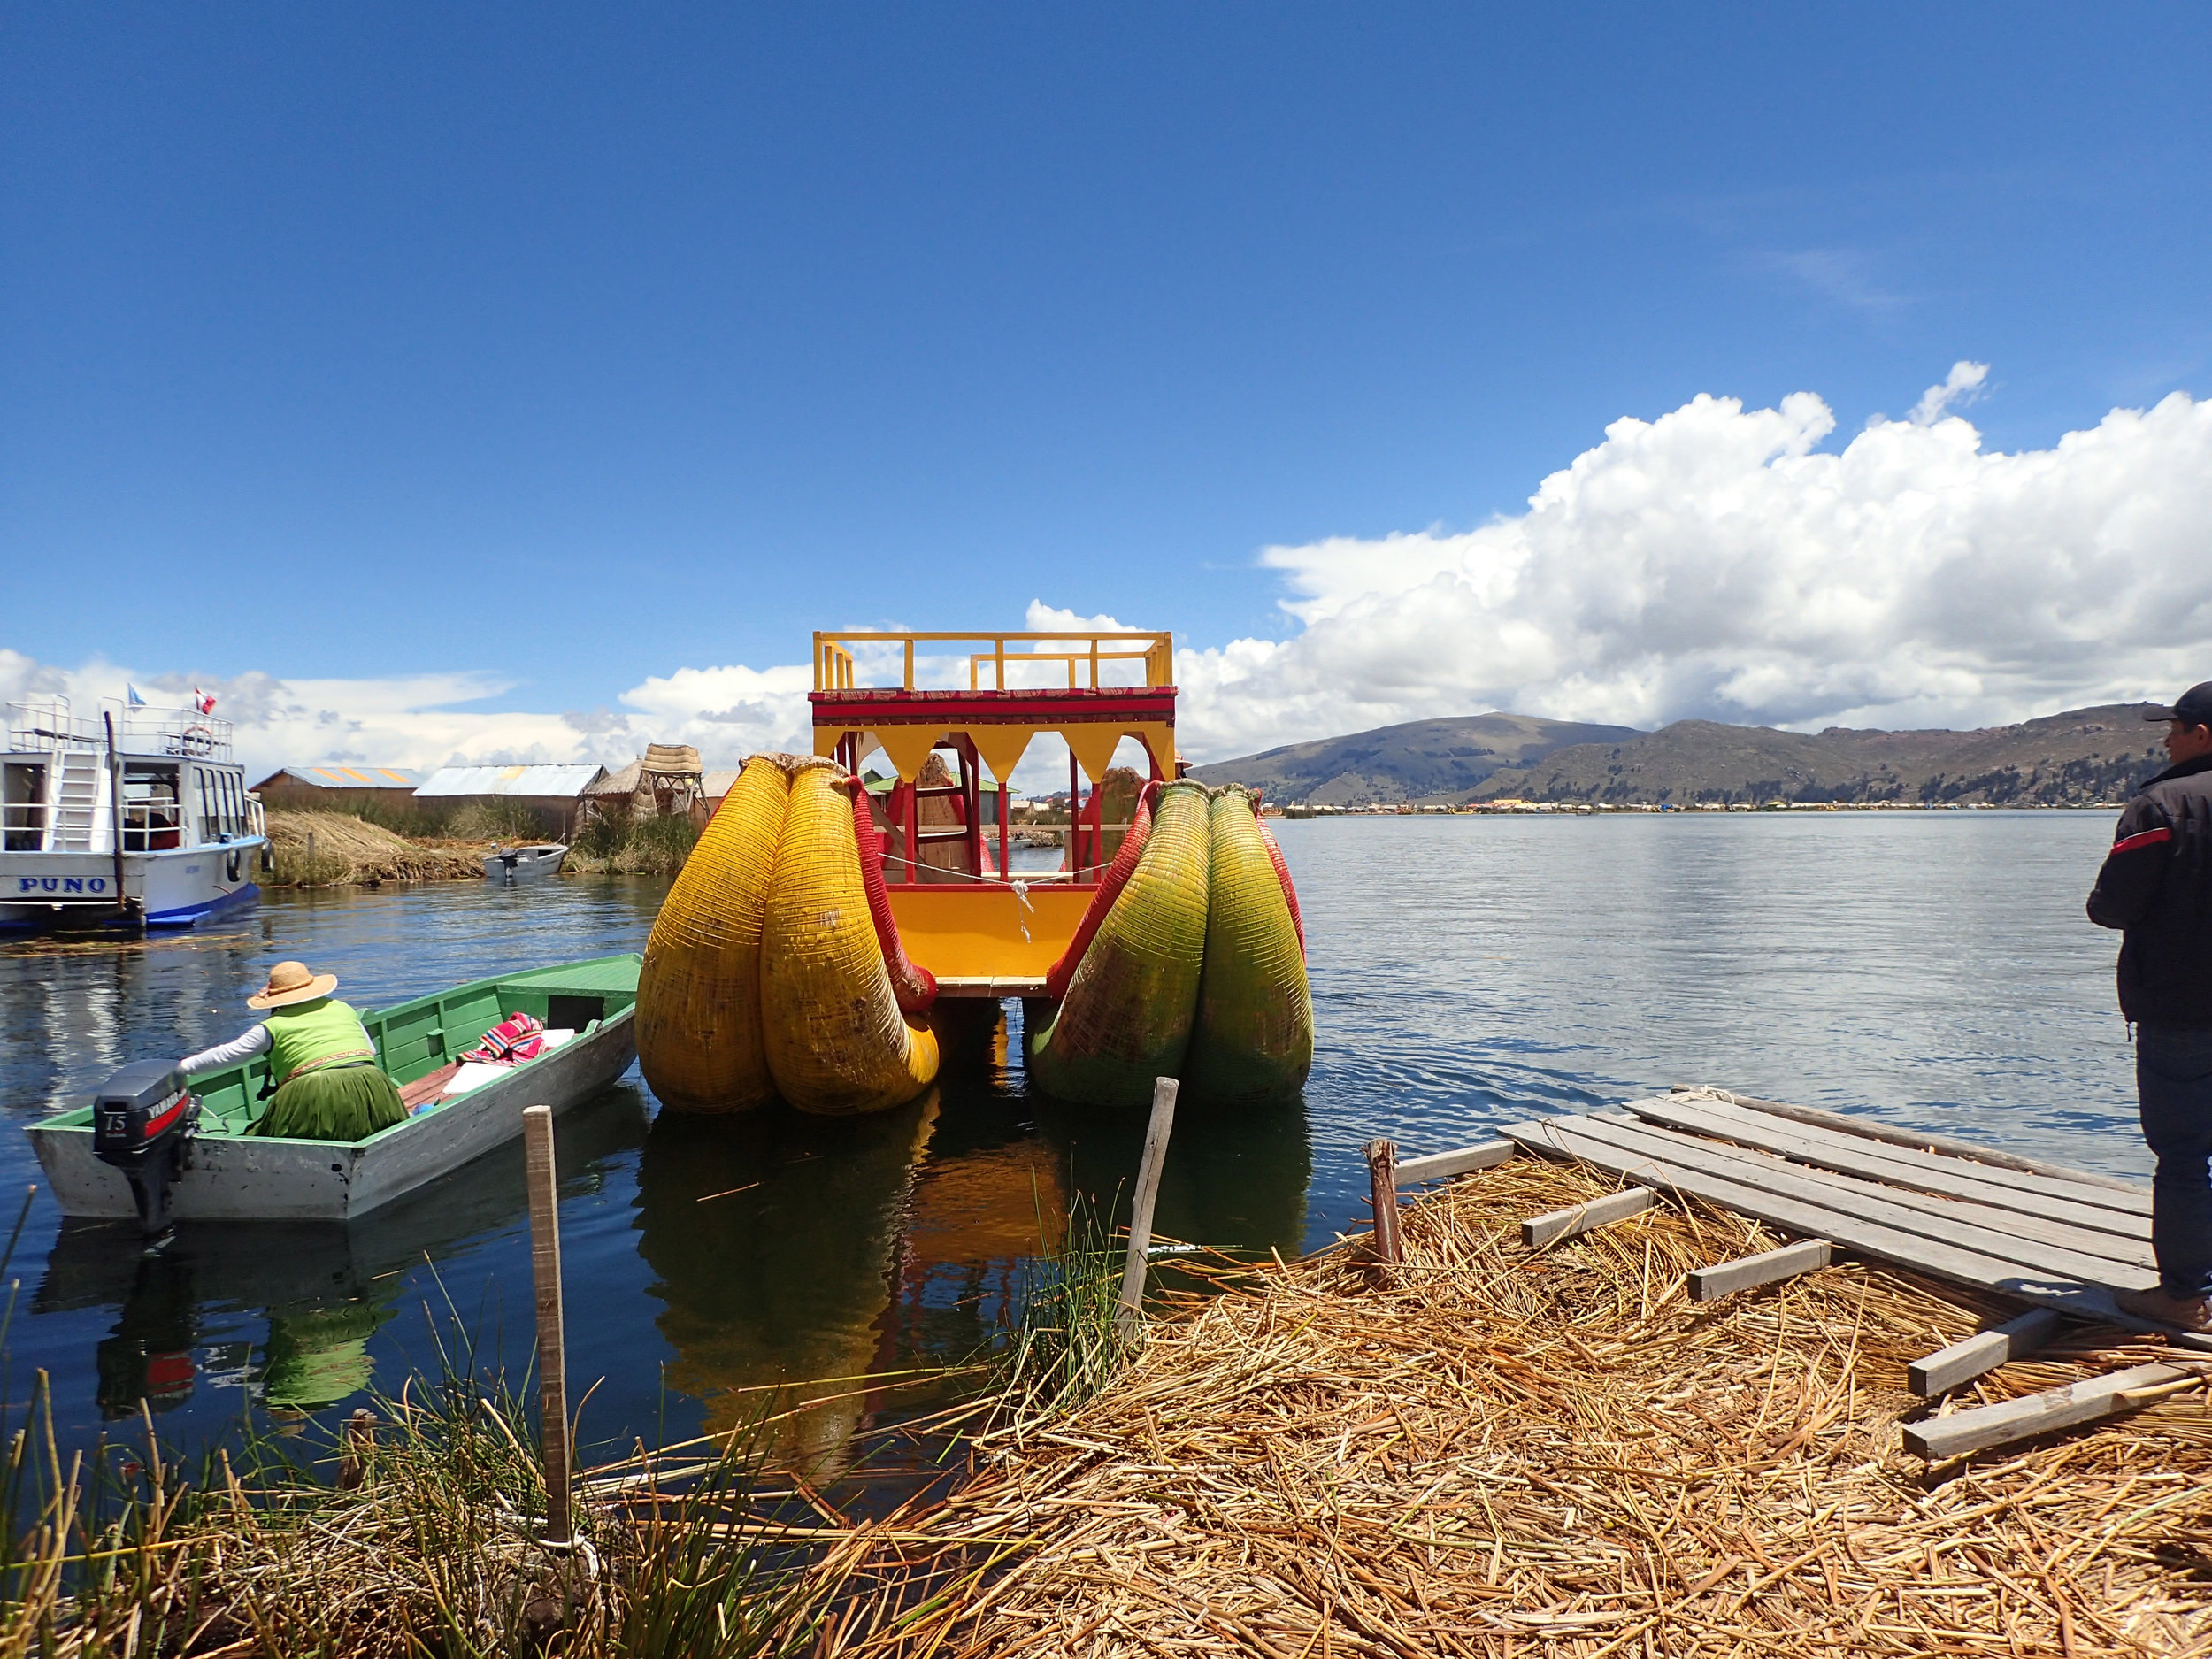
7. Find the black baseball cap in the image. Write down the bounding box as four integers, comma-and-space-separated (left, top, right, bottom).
2144, 682, 2212, 727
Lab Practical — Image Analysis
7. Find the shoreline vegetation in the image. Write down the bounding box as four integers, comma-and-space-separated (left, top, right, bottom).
1284, 797, 2128, 817
260, 809, 697, 888
11, 1162, 2209, 1654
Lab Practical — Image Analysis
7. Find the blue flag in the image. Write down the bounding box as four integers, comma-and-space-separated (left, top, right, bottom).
126, 685, 146, 707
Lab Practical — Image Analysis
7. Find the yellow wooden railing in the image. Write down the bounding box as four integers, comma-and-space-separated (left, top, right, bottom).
811, 630, 1174, 693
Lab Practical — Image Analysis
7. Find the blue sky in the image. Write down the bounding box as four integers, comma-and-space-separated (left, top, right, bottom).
5, 5, 2211, 766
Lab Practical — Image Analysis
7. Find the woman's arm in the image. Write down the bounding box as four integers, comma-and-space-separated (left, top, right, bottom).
180, 1024, 270, 1075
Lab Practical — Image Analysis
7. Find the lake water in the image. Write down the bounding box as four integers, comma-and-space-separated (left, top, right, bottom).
0, 810, 2144, 1472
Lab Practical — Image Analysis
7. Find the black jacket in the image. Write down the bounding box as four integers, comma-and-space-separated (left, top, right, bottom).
2086, 752, 2212, 1027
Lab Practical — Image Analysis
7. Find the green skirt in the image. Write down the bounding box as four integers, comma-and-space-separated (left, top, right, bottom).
255, 1063, 406, 1141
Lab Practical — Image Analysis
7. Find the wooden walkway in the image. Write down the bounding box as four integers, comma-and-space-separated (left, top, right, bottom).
1385, 1086, 2212, 1457
1487, 1087, 2200, 1341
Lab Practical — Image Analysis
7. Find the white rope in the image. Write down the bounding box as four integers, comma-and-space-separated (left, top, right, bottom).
880, 852, 1115, 883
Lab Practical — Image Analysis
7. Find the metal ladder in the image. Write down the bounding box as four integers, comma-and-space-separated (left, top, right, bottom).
44, 749, 105, 851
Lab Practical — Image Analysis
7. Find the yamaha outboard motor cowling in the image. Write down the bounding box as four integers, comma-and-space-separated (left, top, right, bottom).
92, 1060, 199, 1234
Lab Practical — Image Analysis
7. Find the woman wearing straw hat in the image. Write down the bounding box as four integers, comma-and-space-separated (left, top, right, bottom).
178, 961, 406, 1141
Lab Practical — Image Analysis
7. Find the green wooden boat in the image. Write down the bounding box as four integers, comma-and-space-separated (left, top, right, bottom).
27, 954, 641, 1223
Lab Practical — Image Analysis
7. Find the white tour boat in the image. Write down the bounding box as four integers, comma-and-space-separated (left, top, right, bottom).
1, 696, 268, 932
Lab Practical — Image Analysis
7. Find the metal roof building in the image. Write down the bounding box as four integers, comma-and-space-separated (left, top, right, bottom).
413, 764, 607, 800
250, 764, 426, 813
251, 764, 425, 792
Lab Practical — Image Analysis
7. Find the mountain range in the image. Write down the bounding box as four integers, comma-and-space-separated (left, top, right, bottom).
1188, 705, 2173, 808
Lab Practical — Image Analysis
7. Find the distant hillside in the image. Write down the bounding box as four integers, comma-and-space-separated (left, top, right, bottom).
1187, 713, 1641, 806
1476, 704, 2166, 806
1193, 704, 2173, 807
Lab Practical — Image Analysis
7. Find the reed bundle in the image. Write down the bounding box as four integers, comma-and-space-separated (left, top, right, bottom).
263, 811, 482, 886
814, 1157, 2212, 1656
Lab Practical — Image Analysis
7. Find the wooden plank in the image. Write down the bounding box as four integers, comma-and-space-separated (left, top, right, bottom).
1522, 1186, 1655, 1249
1902, 1362, 2204, 1461
1554, 1114, 2154, 1287
933, 975, 1049, 998
1715, 1090, 2149, 1197
1909, 1309, 2065, 1398
1396, 1139, 1517, 1186
1603, 1103, 2154, 1262
1500, 1116, 2063, 1292
1625, 1095, 2149, 1228
1689, 1239, 1831, 1301
1496, 1116, 2212, 1350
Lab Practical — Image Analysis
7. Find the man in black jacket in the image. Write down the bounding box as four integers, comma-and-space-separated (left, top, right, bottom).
2087, 682, 2212, 1331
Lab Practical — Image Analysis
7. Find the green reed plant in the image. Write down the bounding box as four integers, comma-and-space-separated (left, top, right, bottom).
566, 811, 696, 876
444, 798, 562, 842
991, 1194, 1130, 1435
0, 1306, 845, 1658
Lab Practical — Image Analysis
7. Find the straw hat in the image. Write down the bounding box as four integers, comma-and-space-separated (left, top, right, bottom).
247, 960, 338, 1010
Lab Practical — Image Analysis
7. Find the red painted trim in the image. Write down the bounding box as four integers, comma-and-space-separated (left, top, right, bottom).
810, 689, 1176, 726
2113, 826, 2173, 855
1045, 782, 1159, 999
849, 780, 935, 1013
146, 1095, 188, 1138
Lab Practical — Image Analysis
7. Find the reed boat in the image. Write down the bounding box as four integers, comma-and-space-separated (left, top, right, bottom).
2, 696, 269, 931
27, 953, 641, 1224
635, 628, 1312, 1115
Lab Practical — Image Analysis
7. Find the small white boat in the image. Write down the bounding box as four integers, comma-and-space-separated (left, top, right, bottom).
484, 842, 568, 880
2, 697, 268, 931
27, 953, 640, 1225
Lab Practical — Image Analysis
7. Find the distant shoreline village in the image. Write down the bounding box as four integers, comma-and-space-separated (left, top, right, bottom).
237, 698, 2164, 889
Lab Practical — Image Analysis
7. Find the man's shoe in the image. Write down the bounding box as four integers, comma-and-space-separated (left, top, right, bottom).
2116, 1285, 2212, 1333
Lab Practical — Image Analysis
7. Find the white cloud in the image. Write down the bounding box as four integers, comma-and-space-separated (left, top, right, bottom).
1909, 360, 1989, 426
12, 369, 2209, 780
1168, 375, 2212, 757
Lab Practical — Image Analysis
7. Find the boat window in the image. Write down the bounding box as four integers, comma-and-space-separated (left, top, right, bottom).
2, 762, 44, 852
122, 764, 183, 851
222, 770, 244, 836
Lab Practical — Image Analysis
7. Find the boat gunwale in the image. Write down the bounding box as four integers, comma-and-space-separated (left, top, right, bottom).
24, 950, 643, 1141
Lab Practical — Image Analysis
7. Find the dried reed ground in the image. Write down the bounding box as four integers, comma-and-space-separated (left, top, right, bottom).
822, 1156, 2212, 1657
263, 810, 484, 885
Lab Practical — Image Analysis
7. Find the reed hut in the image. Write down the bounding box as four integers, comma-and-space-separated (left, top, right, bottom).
583, 744, 710, 826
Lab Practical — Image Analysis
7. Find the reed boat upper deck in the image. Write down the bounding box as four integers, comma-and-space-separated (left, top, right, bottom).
809, 628, 1178, 995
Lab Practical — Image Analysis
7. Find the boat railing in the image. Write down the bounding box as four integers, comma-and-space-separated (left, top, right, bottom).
2, 801, 49, 852
4, 698, 236, 763
107, 703, 234, 762
813, 629, 1174, 693
4, 699, 102, 754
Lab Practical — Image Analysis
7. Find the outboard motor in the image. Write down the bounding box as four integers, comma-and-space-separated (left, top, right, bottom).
91, 1060, 199, 1235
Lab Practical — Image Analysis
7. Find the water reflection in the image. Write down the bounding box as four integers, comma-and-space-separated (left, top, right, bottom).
635, 1095, 940, 1473
39, 1085, 652, 1423
1034, 1090, 1311, 1256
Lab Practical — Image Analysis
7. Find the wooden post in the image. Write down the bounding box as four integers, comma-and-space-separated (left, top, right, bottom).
523, 1105, 572, 1546
1364, 1139, 1401, 1265
1117, 1078, 1179, 1341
